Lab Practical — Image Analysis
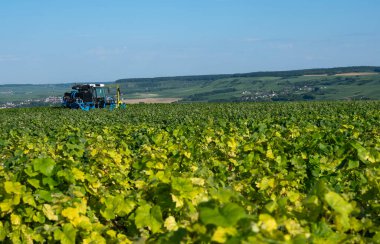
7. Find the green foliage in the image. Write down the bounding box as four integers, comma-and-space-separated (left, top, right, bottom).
0, 101, 380, 242
199, 203, 247, 227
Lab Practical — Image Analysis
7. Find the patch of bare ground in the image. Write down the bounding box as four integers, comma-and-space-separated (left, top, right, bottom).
334, 72, 378, 76
303, 74, 328, 77
123, 98, 181, 104
303, 72, 378, 77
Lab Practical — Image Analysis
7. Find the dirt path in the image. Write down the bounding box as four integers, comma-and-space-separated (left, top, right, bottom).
303, 72, 378, 77
334, 72, 378, 76
123, 98, 181, 104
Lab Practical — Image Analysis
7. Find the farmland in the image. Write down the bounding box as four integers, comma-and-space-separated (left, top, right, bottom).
1, 102, 380, 243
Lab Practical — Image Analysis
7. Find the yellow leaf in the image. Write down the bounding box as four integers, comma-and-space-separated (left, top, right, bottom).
72, 168, 85, 181
43, 204, 58, 221
266, 149, 275, 159
4, 181, 25, 194
256, 177, 275, 191
134, 181, 146, 189
155, 162, 165, 170
90, 149, 97, 157
287, 191, 300, 203
0, 200, 13, 212
164, 216, 179, 231
11, 213, 22, 225
191, 165, 198, 172
73, 215, 92, 230
284, 219, 303, 236
23, 193, 36, 207
259, 214, 277, 232
91, 181, 101, 190
301, 152, 307, 159
108, 150, 122, 164
212, 226, 237, 243
171, 194, 184, 208
62, 207, 80, 220
74, 198, 87, 214
106, 230, 117, 238
227, 138, 237, 149
83, 231, 106, 244
184, 151, 191, 159
190, 178, 205, 186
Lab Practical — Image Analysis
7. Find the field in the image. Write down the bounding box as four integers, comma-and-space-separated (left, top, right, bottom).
1, 102, 380, 243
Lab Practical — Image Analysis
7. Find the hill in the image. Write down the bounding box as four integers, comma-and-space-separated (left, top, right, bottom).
1, 66, 380, 107
115, 66, 380, 102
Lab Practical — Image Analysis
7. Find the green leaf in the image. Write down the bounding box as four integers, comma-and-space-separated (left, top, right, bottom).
335, 214, 351, 232
150, 206, 164, 232
33, 211, 46, 223
42, 177, 58, 189
220, 203, 247, 225
200, 203, 246, 227
54, 223, 77, 244
24, 165, 39, 177
171, 177, 194, 198
347, 160, 359, 170
265, 201, 278, 213
0, 221, 7, 241
135, 204, 163, 233
27, 178, 40, 189
100, 208, 115, 220
32, 158, 56, 177
101, 196, 136, 220
200, 207, 227, 226
35, 190, 53, 202
22, 193, 37, 207
324, 191, 353, 216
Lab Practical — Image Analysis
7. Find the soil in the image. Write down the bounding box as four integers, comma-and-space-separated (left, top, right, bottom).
123, 98, 181, 104
334, 72, 378, 76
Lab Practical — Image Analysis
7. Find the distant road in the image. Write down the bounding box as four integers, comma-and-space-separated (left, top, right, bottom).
123, 98, 181, 104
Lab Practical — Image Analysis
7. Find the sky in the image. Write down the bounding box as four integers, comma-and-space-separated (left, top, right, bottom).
0, 0, 379, 84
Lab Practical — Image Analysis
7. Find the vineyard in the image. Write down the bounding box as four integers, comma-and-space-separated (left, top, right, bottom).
1, 102, 380, 243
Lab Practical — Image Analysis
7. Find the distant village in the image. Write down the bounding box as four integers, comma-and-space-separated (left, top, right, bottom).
0, 96, 62, 109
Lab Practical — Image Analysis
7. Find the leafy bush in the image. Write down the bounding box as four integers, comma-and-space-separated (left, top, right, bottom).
0, 102, 380, 243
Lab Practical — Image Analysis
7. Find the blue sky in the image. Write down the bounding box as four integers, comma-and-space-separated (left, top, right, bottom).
0, 0, 379, 84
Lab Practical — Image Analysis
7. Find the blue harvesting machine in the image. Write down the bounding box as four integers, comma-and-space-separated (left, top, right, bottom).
62, 84, 125, 111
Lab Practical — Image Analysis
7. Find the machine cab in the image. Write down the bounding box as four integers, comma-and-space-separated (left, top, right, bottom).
62, 83, 124, 111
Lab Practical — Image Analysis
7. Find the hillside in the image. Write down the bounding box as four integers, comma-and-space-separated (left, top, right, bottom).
0, 84, 72, 108
1, 66, 380, 107
115, 66, 380, 102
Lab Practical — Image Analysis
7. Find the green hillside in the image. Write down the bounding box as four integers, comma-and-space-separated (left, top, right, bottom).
0, 84, 71, 104
115, 66, 380, 102
1, 66, 380, 107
